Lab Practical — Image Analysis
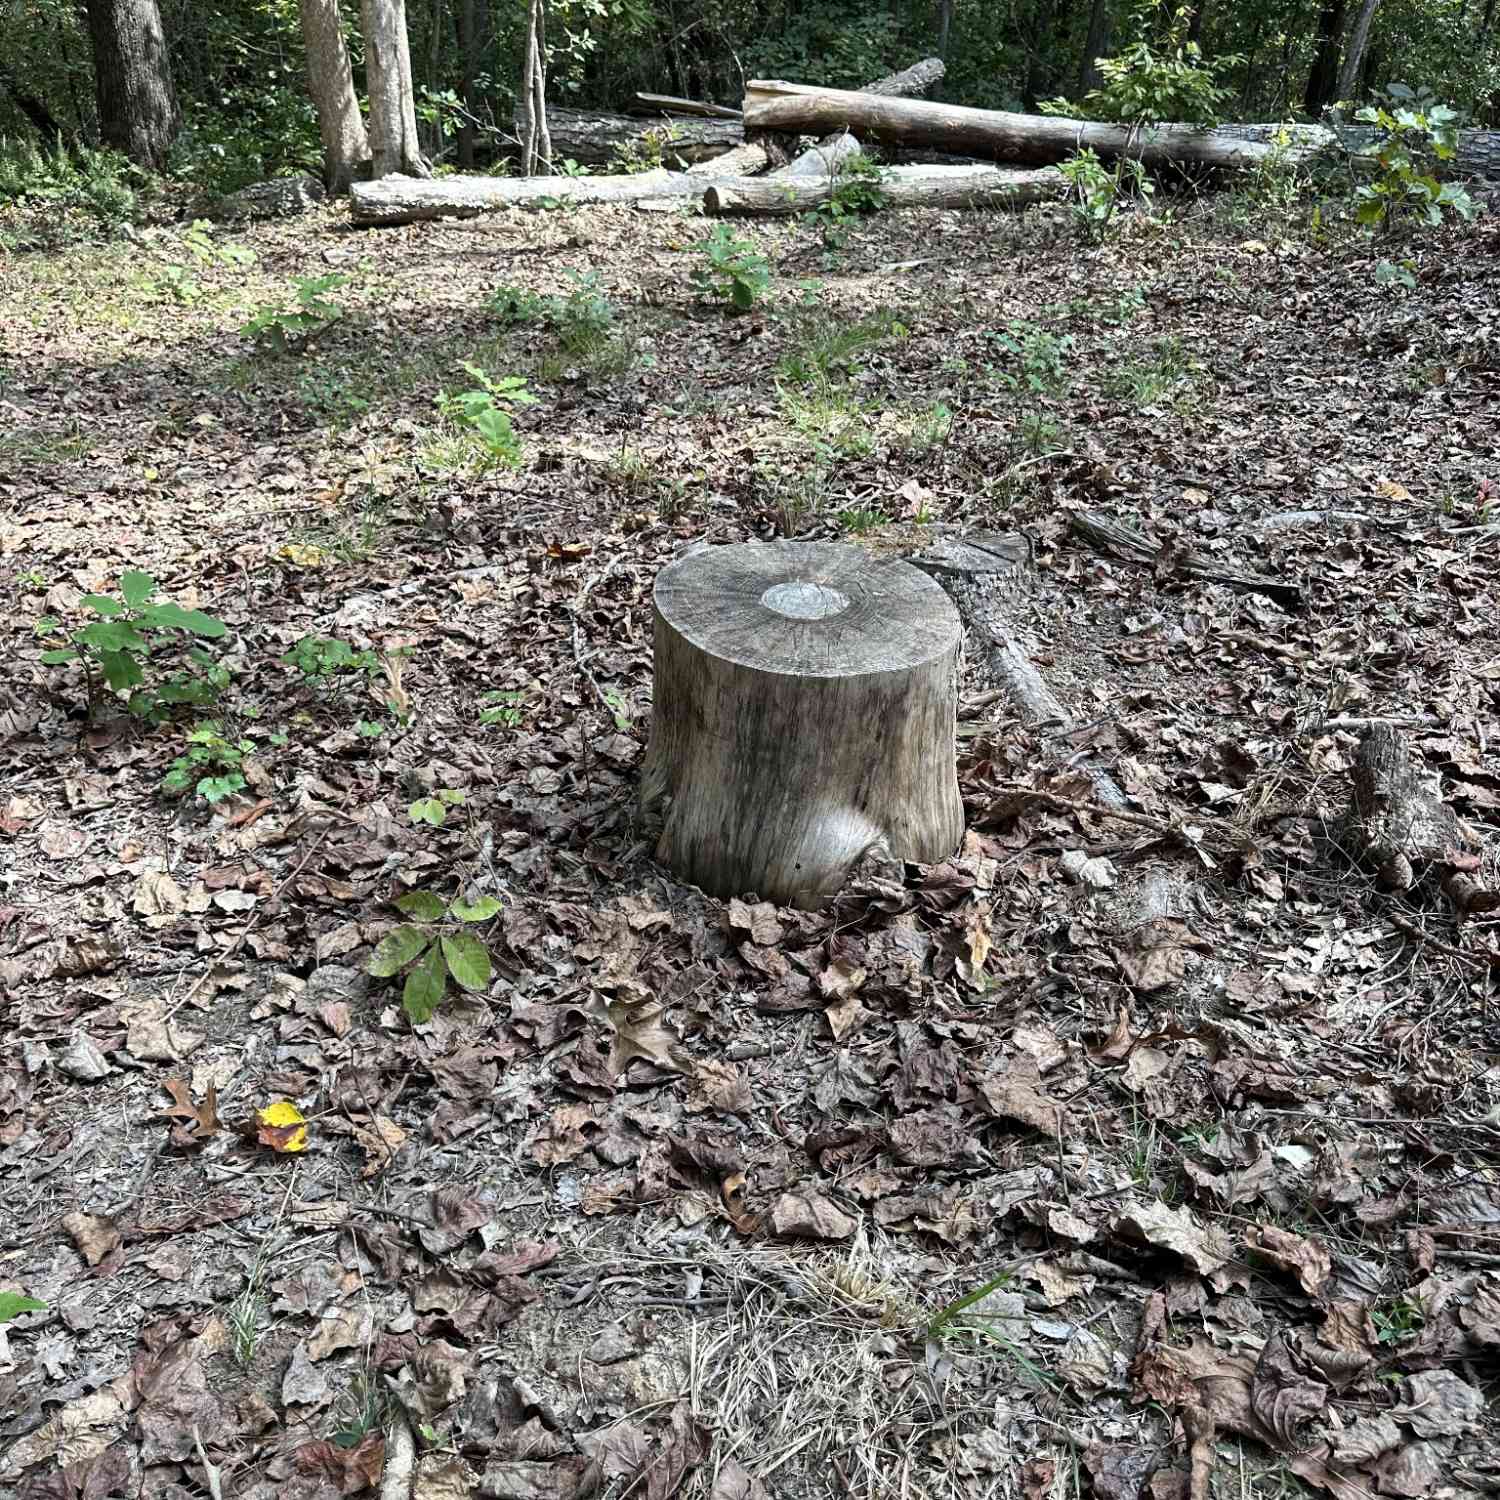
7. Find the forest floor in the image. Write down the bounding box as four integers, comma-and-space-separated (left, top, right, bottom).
1, 180, 1499, 1500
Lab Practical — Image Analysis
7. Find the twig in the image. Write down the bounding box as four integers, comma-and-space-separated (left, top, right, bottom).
1388, 912, 1495, 972
380, 1405, 416, 1500
193, 1426, 225, 1500
571, 558, 622, 719
163, 795, 349, 1022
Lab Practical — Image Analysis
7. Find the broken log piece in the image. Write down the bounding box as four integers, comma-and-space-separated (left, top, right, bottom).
686, 142, 769, 177
911, 531, 1129, 812
769, 130, 864, 179
522, 105, 743, 166
863, 57, 947, 97
640, 542, 964, 909
1343, 725, 1467, 892
634, 92, 743, 120
742, 81, 1298, 174
351, 169, 712, 224
706, 164, 1064, 217
1069, 510, 1301, 612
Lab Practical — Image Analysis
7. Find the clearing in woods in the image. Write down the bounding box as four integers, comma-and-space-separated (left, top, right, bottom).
1, 189, 1498, 1498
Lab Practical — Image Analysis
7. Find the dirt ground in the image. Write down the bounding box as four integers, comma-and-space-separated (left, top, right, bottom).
1, 181, 1499, 1500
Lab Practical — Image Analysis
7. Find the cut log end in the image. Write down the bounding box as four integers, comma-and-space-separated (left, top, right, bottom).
642, 542, 964, 908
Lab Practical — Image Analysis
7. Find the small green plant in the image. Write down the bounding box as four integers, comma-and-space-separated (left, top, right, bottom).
1104, 335, 1199, 406
408, 787, 465, 826
35, 570, 229, 719
987, 321, 1074, 396
775, 308, 907, 388
1352, 85, 1475, 233
602, 689, 632, 731
1374, 258, 1418, 291
281, 635, 380, 682
1058, 148, 1155, 241
838, 506, 886, 534
435, 364, 537, 468
240, 273, 349, 350
368, 889, 500, 1022
611, 123, 682, 173
1371, 1296, 1425, 1344
802, 152, 889, 244
0, 1292, 46, 1324
147, 219, 256, 303
161, 722, 252, 804
1018, 409, 1063, 454
486, 283, 549, 326
333, 1373, 388, 1449
479, 689, 527, 726
691, 226, 770, 312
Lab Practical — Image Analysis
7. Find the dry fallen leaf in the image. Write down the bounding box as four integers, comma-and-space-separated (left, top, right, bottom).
256, 1099, 309, 1153
60, 1211, 123, 1268
160, 1078, 221, 1148
351, 1115, 408, 1178
1114, 1199, 1232, 1276
1246, 1224, 1331, 1296
770, 1190, 856, 1241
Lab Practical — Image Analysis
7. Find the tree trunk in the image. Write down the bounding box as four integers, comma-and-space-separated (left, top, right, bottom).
426, 0, 444, 160
685, 141, 769, 176
518, 0, 551, 174
741, 81, 1287, 172
362, 0, 430, 178
298, 0, 370, 193
1334, 0, 1381, 104
706, 164, 1064, 215
1077, 0, 1112, 95
1303, 0, 1347, 115
1215, 120, 1500, 178
82, 0, 178, 170
635, 92, 744, 119
454, 0, 480, 168
863, 57, 948, 97
350, 166, 711, 222
767, 129, 864, 178
640, 542, 964, 909
0, 60, 64, 146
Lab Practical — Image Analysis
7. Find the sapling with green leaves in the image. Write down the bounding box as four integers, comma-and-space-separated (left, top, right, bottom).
435, 365, 537, 468
240, 273, 349, 351
160, 722, 252, 805
35, 570, 229, 719
691, 226, 770, 311
368, 889, 500, 1023
1351, 85, 1475, 232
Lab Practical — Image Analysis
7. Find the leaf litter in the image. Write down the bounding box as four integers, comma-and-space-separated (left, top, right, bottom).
1, 195, 1498, 1499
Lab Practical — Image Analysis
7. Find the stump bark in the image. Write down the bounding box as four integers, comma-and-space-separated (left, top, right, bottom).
641, 542, 964, 908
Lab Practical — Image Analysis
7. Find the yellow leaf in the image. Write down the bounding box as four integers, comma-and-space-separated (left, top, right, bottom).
1375, 478, 1412, 502
256, 1099, 309, 1153
1181, 487, 1211, 505
279, 543, 328, 569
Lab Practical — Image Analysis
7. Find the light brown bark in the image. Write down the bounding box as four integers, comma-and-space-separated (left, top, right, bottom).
298, 0, 369, 193
362, 0, 430, 178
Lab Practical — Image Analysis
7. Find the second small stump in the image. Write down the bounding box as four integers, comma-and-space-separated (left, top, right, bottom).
640, 541, 963, 908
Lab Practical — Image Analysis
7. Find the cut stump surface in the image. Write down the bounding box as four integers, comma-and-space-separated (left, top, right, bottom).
641, 542, 963, 908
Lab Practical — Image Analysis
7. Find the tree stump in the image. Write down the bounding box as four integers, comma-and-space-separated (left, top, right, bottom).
641, 542, 964, 908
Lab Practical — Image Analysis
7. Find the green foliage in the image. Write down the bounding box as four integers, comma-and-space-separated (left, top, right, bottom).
146, 219, 256, 303
611, 123, 681, 173
35, 570, 229, 719
1044, 4, 1240, 126
368, 888, 501, 1023
281, 635, 379, 682
742, 3, 904, 90
408, 787, 465, 827
0, 1292, 46, 1324
171, 73, 321, 194
802, 152, 889, 244
775, 308, 907, 388
1104, 335, 1201, 406
0, 138, 145, 247
479, 689, 527, 727
240, 274, 349, 351
435, 364, 537, 468
160, 721, 251, 804
691, 226, 770, 312
1058, 148, 1157, 241
838, 505, 887, 534
1353, 85, 1476, 232
987, 322, 1074, 396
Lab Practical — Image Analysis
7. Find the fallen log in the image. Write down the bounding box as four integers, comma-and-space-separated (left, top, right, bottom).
523, 105, 742, 166
1069, 510, 1302, 612
634, 92, 743, 120
768, 130, 864, 179
351, 168, 710, 223
353, 163, 1064, 224
1214, 121, 1500, 181
864, 57, 946, 98
686, 141, 769, 178
743, 80, 1296, 173
706, 163, 1065, 216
